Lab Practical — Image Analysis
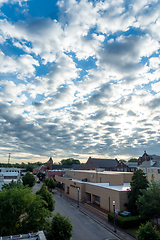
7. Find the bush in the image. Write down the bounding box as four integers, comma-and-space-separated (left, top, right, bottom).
108, 212, 147, 229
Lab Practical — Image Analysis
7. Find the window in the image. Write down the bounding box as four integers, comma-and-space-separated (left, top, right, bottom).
158, 169, 160, 174
73, 172, 75, 175
152, 169, 154, 174
91, 174, 94, 178
124, 168, 127, 172
95, 195, 100, 202
143, 169, 145, 173
131, 168, 134, 172
148, 169, 150, 174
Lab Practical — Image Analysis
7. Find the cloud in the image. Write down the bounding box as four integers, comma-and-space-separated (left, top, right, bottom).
1, 0, 160, 162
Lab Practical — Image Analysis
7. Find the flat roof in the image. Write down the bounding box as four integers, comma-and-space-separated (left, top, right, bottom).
70, 178, 130, 191
67, 170, 133, 175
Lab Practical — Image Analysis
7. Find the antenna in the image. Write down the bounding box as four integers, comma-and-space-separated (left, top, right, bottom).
8, 153, 11, 164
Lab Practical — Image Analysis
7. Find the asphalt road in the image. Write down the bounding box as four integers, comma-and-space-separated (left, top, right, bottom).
53, 191, 116, 240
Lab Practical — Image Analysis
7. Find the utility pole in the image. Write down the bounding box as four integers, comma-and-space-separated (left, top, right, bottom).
8, 153, 11, 164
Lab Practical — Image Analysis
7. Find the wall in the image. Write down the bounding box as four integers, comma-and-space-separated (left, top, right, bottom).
65, 170, 133, 185
140, 167, 160, 183
55, 174, 129, 212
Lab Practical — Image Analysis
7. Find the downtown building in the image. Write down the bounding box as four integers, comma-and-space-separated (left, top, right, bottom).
55, 169, 133, 212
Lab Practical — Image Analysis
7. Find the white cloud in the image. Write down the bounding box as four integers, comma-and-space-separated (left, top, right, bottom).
0, 51, 39, 77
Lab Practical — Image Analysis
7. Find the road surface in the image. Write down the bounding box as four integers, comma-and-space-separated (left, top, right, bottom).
53, 191, 118, 240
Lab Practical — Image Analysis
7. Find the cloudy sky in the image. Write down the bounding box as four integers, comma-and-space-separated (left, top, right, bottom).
0, 0, 160, 163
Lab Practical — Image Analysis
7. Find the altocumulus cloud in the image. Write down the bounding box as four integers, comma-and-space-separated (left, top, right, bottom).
0, 0, 160, 163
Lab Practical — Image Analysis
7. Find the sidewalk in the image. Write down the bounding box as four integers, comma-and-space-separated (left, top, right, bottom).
55, 190, 136, 240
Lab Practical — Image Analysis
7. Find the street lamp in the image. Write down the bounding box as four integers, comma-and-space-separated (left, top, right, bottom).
60, 182, 62, 196
77, 188, 79, 208
113, 201, 116, 232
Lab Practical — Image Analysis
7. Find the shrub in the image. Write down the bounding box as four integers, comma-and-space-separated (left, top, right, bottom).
108, 212, 147, 229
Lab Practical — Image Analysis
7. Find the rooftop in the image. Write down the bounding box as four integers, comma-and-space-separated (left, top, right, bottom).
68, 170, 133, 175
70, 178, 130, 191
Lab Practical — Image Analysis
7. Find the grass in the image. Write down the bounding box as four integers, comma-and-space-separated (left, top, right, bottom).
125, 226, 139, 238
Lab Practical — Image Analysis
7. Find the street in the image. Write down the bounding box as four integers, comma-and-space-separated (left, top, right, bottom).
53, 190, 117, 240
33, 182, 119, 240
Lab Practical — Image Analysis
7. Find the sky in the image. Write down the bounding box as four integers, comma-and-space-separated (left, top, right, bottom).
0, 0, 160, 163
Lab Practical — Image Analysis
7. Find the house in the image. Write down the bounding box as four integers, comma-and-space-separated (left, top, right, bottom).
113, 161, 138, 172
138, 151, 150, 165
80, 157, 119, 171
138, 151, 160, 183
55, 169, 133, 212
33, 157, 53, 175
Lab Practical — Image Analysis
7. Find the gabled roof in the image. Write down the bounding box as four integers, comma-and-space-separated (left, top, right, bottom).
52, 165, 72, 170
88, 157, 119, 168
33, 165, 44, 171
72, 164, 84, 170
125, 162, 138, 167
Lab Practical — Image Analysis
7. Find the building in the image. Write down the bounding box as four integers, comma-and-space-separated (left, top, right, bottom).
1, 231, 46, 240
113, 161, 138, 172
55, 169, 133, 212
0, 168, 22, 190
80, 157, 119, 171
33, 157, 53, 175
45, 170, 65, 179
138, 151, 160, 183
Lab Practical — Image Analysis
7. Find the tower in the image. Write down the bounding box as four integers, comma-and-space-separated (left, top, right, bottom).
8, 153, 11, 164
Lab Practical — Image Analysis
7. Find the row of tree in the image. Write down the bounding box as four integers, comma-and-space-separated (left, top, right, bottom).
126, 169, 160, 239
0, 173, 73, 239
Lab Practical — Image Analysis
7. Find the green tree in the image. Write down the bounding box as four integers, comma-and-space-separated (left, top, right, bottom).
128, 158, 138, 162
137, 178, 160, 229
2, 179, 22, 190
36, 183, 55, 211
0, 184, 51, 236
126, 169, 149, 215
119, 159, 126, 162
37, 172, 45, 181
22, 171, 36, 187
47, 212, 73, 240
61, 158, 80, 165
136, 221, 160, 240
44, 177, 56, 192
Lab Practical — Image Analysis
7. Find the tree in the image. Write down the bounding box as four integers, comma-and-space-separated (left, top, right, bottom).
128, 158, 138, 162
22, 171, 36, 187
126, 169, 149, 215
44, 177, 56, 191
119, 159, 126, 162
137, 178, 160, 229
136, 221, 160, 240
37, 172, 45, 181
2, 179, 22, 190
47, 212, 73, 240
61, 158, 80, 165
0, 184, 51, 236
36, 183, 55, 211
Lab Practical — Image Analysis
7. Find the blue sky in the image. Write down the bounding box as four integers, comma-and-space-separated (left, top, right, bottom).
0, 0, 160, 163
